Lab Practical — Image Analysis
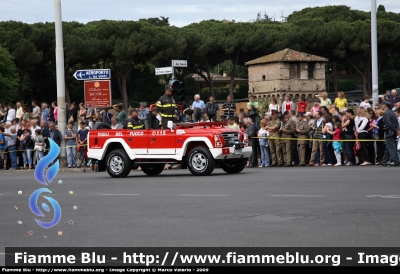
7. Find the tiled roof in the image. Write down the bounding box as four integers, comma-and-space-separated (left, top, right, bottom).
245, 48, 328, 66
194, 77, 248, 82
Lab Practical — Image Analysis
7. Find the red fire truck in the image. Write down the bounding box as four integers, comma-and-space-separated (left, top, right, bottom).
87, 120, 252, 178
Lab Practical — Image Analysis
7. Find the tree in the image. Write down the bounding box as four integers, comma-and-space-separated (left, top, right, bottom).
256, 12, 262, 22
263, 12, 272, 21
64, 21, 101, 104
0, 21, 43, 100
3, 5, 400, 105
379, 70, 400, 92
287, 5, 368, 23
84, 21, 151, 110
0, 45, 18, 102
214, 22, 266, 98
110, 21, 183, 109
130, 62, 165, 104
182, 21, 224, 98
255, 11, 272, 22
287, 6, 400, 95
139, 17, 169, 27
112, 22, 147, 110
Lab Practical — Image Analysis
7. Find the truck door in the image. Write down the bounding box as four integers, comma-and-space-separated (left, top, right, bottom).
125, 129, 148, 155
148, 129, 176, 154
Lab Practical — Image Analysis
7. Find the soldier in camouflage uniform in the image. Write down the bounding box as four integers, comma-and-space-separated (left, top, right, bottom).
267, 111, 284, 167
296, 113, 310, 166
280, 113, 296, 167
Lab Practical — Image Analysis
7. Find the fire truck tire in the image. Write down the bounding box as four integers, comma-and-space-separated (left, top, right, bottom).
220, 158, 248, 174
187, 146, 215, 176
105, 149, 132, 178
141, 164, 164, 176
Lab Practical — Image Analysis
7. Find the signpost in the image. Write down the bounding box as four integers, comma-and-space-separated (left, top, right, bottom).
84, 80, 112, 108
73, 69, 111, 80
155, 67, 174, 76
155, 60, 187, 79
172, 60, 188, 67
54, 0, 66, 164
371, 0, 379, 108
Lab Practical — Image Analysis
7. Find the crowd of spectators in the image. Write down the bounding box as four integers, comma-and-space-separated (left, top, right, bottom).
0, 100, 93, 170
1, 89, 399, 170
239, 90, 400, 168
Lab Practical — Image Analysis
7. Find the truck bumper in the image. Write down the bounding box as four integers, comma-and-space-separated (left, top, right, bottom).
87, 149, 103, 160
210, 147, 252, 160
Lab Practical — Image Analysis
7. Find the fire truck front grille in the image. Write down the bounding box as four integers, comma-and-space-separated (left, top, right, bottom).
222, 132, 240, 147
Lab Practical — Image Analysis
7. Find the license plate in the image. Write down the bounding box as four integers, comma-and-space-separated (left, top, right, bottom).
234, 150, 243, 155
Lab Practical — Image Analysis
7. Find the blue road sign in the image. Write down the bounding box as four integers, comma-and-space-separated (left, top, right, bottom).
73, 69, 111, 80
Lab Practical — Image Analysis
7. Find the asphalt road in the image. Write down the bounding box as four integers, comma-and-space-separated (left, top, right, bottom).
1, 166, 399, 263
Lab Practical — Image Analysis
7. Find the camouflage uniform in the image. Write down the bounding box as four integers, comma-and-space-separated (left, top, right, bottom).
281, 119, 296, 166
268, 119, 284, 166
297, 120, 310, 165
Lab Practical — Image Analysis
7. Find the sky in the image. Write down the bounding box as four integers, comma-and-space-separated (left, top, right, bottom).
1, 0, 400, 27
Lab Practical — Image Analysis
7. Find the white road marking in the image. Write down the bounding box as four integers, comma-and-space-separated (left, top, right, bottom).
366, 195, 400, 199
178, 195, 228, 197
96, 194, 140, 196
271, 195, 326, 197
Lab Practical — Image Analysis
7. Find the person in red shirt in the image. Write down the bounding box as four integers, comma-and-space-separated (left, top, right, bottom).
296, 97, 308, 115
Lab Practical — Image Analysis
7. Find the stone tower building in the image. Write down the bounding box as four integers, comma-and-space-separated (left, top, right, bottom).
245, 48, 328, 104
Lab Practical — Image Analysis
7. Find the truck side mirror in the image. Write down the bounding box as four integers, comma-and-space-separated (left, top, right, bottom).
167, 121, 174, 132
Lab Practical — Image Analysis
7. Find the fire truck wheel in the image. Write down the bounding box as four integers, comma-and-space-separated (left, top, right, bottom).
187, 146, 215, 176
141, 164, 164, 176
106, 149, 132, 178
220, 158, 248, 174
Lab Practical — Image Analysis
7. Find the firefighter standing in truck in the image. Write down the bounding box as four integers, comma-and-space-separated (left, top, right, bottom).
157, 85, 176, 129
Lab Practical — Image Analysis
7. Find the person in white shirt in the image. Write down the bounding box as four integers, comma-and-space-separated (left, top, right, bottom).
257, 119, 270, 167
29, 120, 41, 138
359, 95, 371, 109
111, 117, 119, 129
268, 98, 280, 113
355, 108, 372, 165
5, 104, 16, 123
16, 102, 24, 120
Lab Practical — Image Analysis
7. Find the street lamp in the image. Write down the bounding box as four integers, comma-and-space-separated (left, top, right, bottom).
371, 0, 379, 107
55, 0, 66, 165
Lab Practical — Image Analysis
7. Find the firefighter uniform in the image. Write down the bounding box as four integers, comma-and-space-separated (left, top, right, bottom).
297, 119, 310, 166
157, 93, 177, 129
268, 118, 284, 166
126, 117, 144, 130
281, 119, 296, 166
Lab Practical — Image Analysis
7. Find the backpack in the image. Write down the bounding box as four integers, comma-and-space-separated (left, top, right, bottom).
194, 108, 203, 120
206, 102, 217, 117
358, 118, 370, 131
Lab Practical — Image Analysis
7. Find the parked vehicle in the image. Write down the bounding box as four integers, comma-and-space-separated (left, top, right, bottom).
347, 100, 359, 106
